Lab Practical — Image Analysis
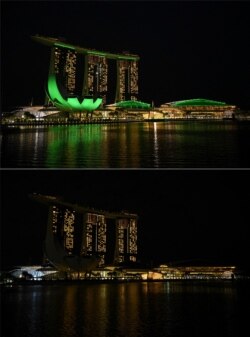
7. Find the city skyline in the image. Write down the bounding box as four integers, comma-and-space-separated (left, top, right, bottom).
2, 1, 250, 110
1, 169, 250, 270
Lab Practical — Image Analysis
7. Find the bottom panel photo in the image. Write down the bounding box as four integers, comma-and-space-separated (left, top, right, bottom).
1, 169, 250, 337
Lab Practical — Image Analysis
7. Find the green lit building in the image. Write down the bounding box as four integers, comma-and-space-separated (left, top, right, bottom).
32, 35, 139, 110
105, 98, 237, 120
160, 98, 237, 119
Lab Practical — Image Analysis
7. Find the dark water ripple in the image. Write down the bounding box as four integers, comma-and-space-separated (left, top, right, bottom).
2, 281, 250, 337
1, 121, 250, 168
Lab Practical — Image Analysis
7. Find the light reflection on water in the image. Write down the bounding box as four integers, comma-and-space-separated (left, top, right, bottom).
1, 121, 250, 168
2, 282, 249, 337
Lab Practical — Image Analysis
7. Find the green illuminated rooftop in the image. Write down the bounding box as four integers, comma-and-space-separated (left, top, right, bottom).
32, 35, 139, 61
115, 100, 151, 109
171, 98, 227, 107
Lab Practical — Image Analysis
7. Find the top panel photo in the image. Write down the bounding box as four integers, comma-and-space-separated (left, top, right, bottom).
1, 1, 250, 169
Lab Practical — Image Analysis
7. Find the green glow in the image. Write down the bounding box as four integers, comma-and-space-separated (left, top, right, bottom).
67, 97, 102, 111
86, 50, 107, 57
46, 125, 103, 167
32, 35, 139, 61
47, 74, 67, 107
47, 74, 102, 111
171, 98, 227, 107
115, 100, 151, 109
55, 42, 75, 51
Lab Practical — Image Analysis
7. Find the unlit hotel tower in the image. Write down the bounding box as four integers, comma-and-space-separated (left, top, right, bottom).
31, 194, 138, 272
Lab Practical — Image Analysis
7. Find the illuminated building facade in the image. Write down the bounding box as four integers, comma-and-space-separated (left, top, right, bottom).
116, 217, 137, 264
32, 35, 139, 108
31, 194, 138, 271
53, 47, 77, 95
160, 98, 237, 119
116, 60, 139, 102
83, 55, 108, 104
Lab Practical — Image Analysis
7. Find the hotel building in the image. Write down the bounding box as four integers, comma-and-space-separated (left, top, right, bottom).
31, 194, 138, 272
32, 35, 139, 106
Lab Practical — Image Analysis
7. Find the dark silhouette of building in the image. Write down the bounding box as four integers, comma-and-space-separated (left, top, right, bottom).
31, 194, 138, 272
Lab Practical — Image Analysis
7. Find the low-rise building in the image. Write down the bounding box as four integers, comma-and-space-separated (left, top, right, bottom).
160, 98, 237, 119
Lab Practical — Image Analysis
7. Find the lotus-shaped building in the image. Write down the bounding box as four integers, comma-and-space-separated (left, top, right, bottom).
47, 74, 102, 112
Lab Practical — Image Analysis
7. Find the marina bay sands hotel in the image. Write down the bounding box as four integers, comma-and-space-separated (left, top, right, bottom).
32, 35, 139, 105
25, 35, 236, 120
31, 194, 138, 272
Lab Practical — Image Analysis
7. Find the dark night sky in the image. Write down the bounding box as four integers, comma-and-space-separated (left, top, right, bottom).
1, 0, 250, 110
1, 169, 250, 270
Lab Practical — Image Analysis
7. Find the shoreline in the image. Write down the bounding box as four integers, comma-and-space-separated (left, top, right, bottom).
2, 277, 248, 286
1, 117, 249, 128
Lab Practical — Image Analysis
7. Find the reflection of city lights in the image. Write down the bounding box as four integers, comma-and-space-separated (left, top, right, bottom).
153, 122, 159, 167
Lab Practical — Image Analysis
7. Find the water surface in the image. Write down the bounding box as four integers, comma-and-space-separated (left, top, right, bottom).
2, 281, 249, 337
1, 121, 250, 168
